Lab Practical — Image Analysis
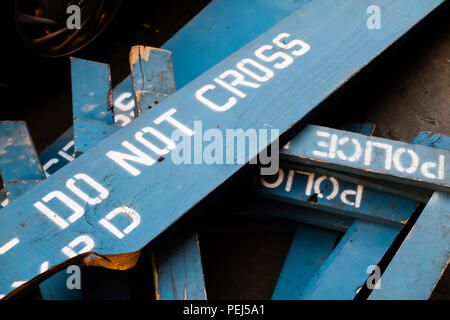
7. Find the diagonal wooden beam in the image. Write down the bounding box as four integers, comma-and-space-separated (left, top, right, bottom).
0, 0, 445, 298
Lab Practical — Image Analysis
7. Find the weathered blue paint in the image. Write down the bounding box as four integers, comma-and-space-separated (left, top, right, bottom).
0, 122, 44, 182
0, 0, 445, 298
0, 122, 81, 300
369, 133, 450, 300
70, 58, 114, 124
74, 118, 119, 154
152, 232, 206, 300
272, 224, 338, 300
130, 47, 175, 117
71, 58, 115, 155
4, 180, 41, 202
283, 125, 450, 192
39, 127, 75, 177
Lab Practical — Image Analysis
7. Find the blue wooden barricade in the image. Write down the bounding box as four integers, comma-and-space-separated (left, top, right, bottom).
0, 0, 447, 298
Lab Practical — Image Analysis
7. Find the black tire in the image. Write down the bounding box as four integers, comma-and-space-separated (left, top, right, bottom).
14, 0, 122, 57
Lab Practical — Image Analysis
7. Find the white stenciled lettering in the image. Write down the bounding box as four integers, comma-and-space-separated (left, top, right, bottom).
136, 127, 176, 156
34, 191, 85, 229
254, 45, 293, 69
292, 171, 315, 196
0, 238, 20, 255
66, 174, 109, 205
314, 176, 339, 200
196, 84, 237, 112
421, 155, 445, 180
153, 108, 194, 136
61, 235, 95, 258
341, 185, 364, 208
214, 70, 260, 98
106, 141, 156, 177
236, 58, 274, 82
364, 141, 393, 170
336, 137, 362, 162
313, 131, 331, 158
260, 168, 284, 189
273, 33, 311, 56
99, 206, 141, 239
393, 148, 419, 174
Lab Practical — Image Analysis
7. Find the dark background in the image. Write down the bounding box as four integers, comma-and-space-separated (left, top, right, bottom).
0, 1, 449, 299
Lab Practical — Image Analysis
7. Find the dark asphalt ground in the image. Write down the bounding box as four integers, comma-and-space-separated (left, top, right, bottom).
0, 1, 448, 300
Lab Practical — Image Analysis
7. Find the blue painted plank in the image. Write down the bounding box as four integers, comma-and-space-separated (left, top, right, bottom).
74, 118, 119, 154
369, 133, 450, 300
0, 121, 44, 182
39, 127, 75, 177
0, 0, 445, 298
272, 224, 338, 300
70, 58, 114, 124
152, 232, 206, 300
283, 125, 450, 192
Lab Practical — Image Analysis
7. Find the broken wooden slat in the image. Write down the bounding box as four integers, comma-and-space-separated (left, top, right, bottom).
130, 46, 175, 117
129, 47, 206, 300
282, 125, 450, 192
0, 0, 445, 298
152, 232, 206, 300
0, 121, 44, 182
70, 58, 114, 124
369, 133, 450, 300
71, 58, 116, 155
